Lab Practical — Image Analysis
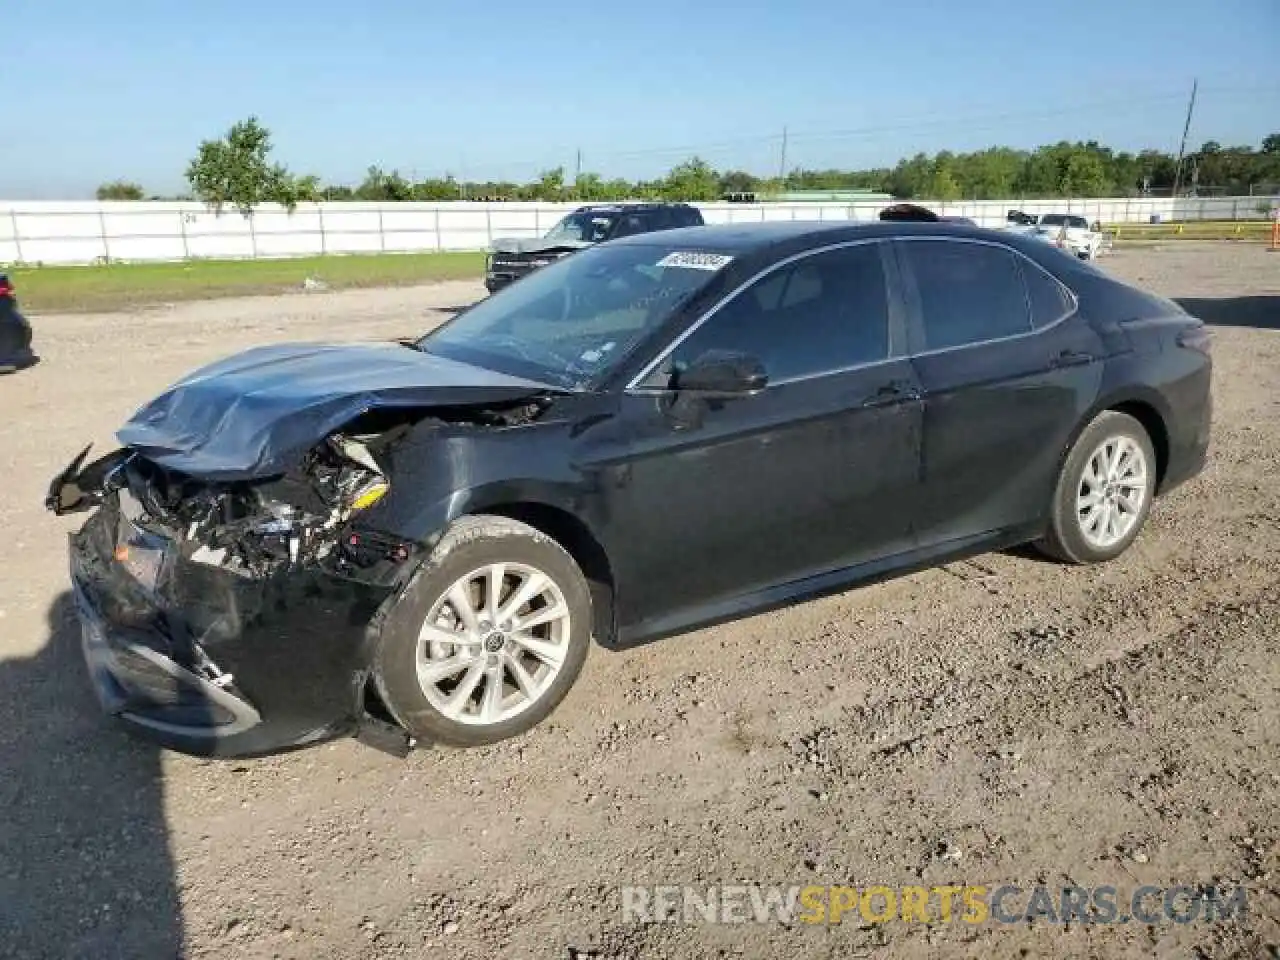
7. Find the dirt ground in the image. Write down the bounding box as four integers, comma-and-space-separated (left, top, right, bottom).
1, 243, 1277, 959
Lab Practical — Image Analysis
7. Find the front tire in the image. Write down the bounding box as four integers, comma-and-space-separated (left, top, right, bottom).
1038, 411, 1157, 564
375, 515, 592, 747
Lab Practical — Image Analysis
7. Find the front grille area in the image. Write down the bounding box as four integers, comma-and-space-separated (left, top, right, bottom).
490, 257, 536, 273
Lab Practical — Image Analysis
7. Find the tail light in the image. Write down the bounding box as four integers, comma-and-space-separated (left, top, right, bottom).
0, 277, 12, 298
1177, 324, 1212, 356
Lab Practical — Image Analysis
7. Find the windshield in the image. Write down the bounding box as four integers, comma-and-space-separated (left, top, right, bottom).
542, 211, 619, 244
417, 243, 733, 388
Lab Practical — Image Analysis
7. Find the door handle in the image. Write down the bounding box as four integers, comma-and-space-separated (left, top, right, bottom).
861, 380, 920, 408
1052, 349, 1095, 368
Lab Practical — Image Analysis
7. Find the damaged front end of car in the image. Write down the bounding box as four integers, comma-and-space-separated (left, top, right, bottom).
47, 429, 427, 757
44, 341, 572, 757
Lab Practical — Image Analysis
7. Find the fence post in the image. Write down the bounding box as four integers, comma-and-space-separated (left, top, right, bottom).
318, 204, 327, 255
178, 211, 190, 259
435, 208, 442, 252
248, 212, 258, 259
98, 208, 111, 263
485, 206, 493, 248
377, 207, 386, 252
10, 210, 23, 264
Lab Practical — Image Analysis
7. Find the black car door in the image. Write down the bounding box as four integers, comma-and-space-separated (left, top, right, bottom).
599, 241, 923, 634
893, 237, 1106, 548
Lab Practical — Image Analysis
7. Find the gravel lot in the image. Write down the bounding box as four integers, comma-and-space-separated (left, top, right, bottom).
1, 244, 1277, 959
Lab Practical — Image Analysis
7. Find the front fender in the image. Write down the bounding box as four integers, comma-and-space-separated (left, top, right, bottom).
371, 477, 605, 551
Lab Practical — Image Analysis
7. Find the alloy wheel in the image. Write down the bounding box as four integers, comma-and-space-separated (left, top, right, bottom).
415, 562, 572, 725
1076, 435, 1150, 549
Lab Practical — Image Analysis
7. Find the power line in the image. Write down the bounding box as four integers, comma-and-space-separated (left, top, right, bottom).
517, 84, 1277, 168
408, 83, 1280, 182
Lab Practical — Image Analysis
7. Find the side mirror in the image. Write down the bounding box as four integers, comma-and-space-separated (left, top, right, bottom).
673, 350, 768, 397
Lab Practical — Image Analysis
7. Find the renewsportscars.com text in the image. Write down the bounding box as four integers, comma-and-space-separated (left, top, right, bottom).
620, 884, 1248, 926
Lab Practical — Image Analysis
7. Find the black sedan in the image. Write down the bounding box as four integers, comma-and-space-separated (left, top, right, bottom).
0, 273, 36, 373
46, 220, 1212, 758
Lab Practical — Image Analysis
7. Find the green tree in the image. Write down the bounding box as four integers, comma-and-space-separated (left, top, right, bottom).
412, 176, 462, 200
927, 167, 962, 201
185, 116, 301, 215
571, 172, 606, 201
602, 178, 634, 200
353, 166, 413, 201
887, 153, 933, 198
1059, 152, 1111, 196
96, 180, 145, 201
528, 167, 565, 201
282, 174, 322, 204
661, 157, 720, 201
718, 169, 759, 195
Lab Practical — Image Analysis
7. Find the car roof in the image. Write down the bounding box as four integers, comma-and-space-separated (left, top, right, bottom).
606, 219, 1014, 254
575, 202, 694, 213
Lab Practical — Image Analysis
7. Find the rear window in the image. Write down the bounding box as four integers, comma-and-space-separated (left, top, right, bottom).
1021, 260, 1076, 328
679, 206, 705, 226
900, 240, 1033, 350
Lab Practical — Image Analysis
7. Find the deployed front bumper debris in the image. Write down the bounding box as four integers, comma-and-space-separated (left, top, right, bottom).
45, 339, 563, 756
69, 490, 403, 756
49, 432, 422, 756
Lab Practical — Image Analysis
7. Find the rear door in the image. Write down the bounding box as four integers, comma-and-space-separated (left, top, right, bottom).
894, 237, 1106, 547
602, 241, 923, 629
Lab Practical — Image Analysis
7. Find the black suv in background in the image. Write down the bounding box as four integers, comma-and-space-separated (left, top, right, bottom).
484, 202, 704, 293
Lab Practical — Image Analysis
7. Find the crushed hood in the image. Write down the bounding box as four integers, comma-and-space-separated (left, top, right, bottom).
490, 237, 592, 255
116, 342, 557, 480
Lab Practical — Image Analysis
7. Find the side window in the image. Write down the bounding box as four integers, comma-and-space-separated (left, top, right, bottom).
899, 240, 1032, 351
678, 206, 703, 227
668, 244, 891, 383
1021, 261, 1076, 328
611, 214, 648, 238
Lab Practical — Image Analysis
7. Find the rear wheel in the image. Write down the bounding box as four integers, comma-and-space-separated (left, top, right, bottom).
1038, 411, 1157, 564
375, 515, 592, 747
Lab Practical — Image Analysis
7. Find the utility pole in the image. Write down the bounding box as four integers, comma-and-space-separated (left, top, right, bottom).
575, 148, 582, 184
778, 126, 788, 183
1170, 78, 1198, 200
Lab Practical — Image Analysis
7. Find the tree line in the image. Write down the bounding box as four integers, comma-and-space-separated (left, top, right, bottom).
96, 117, 1280, 209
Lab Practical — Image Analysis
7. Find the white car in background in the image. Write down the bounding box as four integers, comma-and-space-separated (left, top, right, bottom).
1027, 213, 1106, 260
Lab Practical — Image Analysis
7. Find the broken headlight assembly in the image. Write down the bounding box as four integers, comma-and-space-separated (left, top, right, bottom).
119, 434, 395, 579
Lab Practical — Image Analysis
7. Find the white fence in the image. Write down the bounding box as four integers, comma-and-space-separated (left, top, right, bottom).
0, 195, 1274, 266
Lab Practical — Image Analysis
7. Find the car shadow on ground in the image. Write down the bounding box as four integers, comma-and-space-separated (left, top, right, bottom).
0, 592, 181, 959
1175, 296, 1280, 331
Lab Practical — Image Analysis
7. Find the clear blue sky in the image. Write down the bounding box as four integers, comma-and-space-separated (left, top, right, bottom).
5, 0, 1279, 198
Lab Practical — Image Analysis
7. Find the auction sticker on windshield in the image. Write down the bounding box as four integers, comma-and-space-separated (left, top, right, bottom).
656, 251, 735, 271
